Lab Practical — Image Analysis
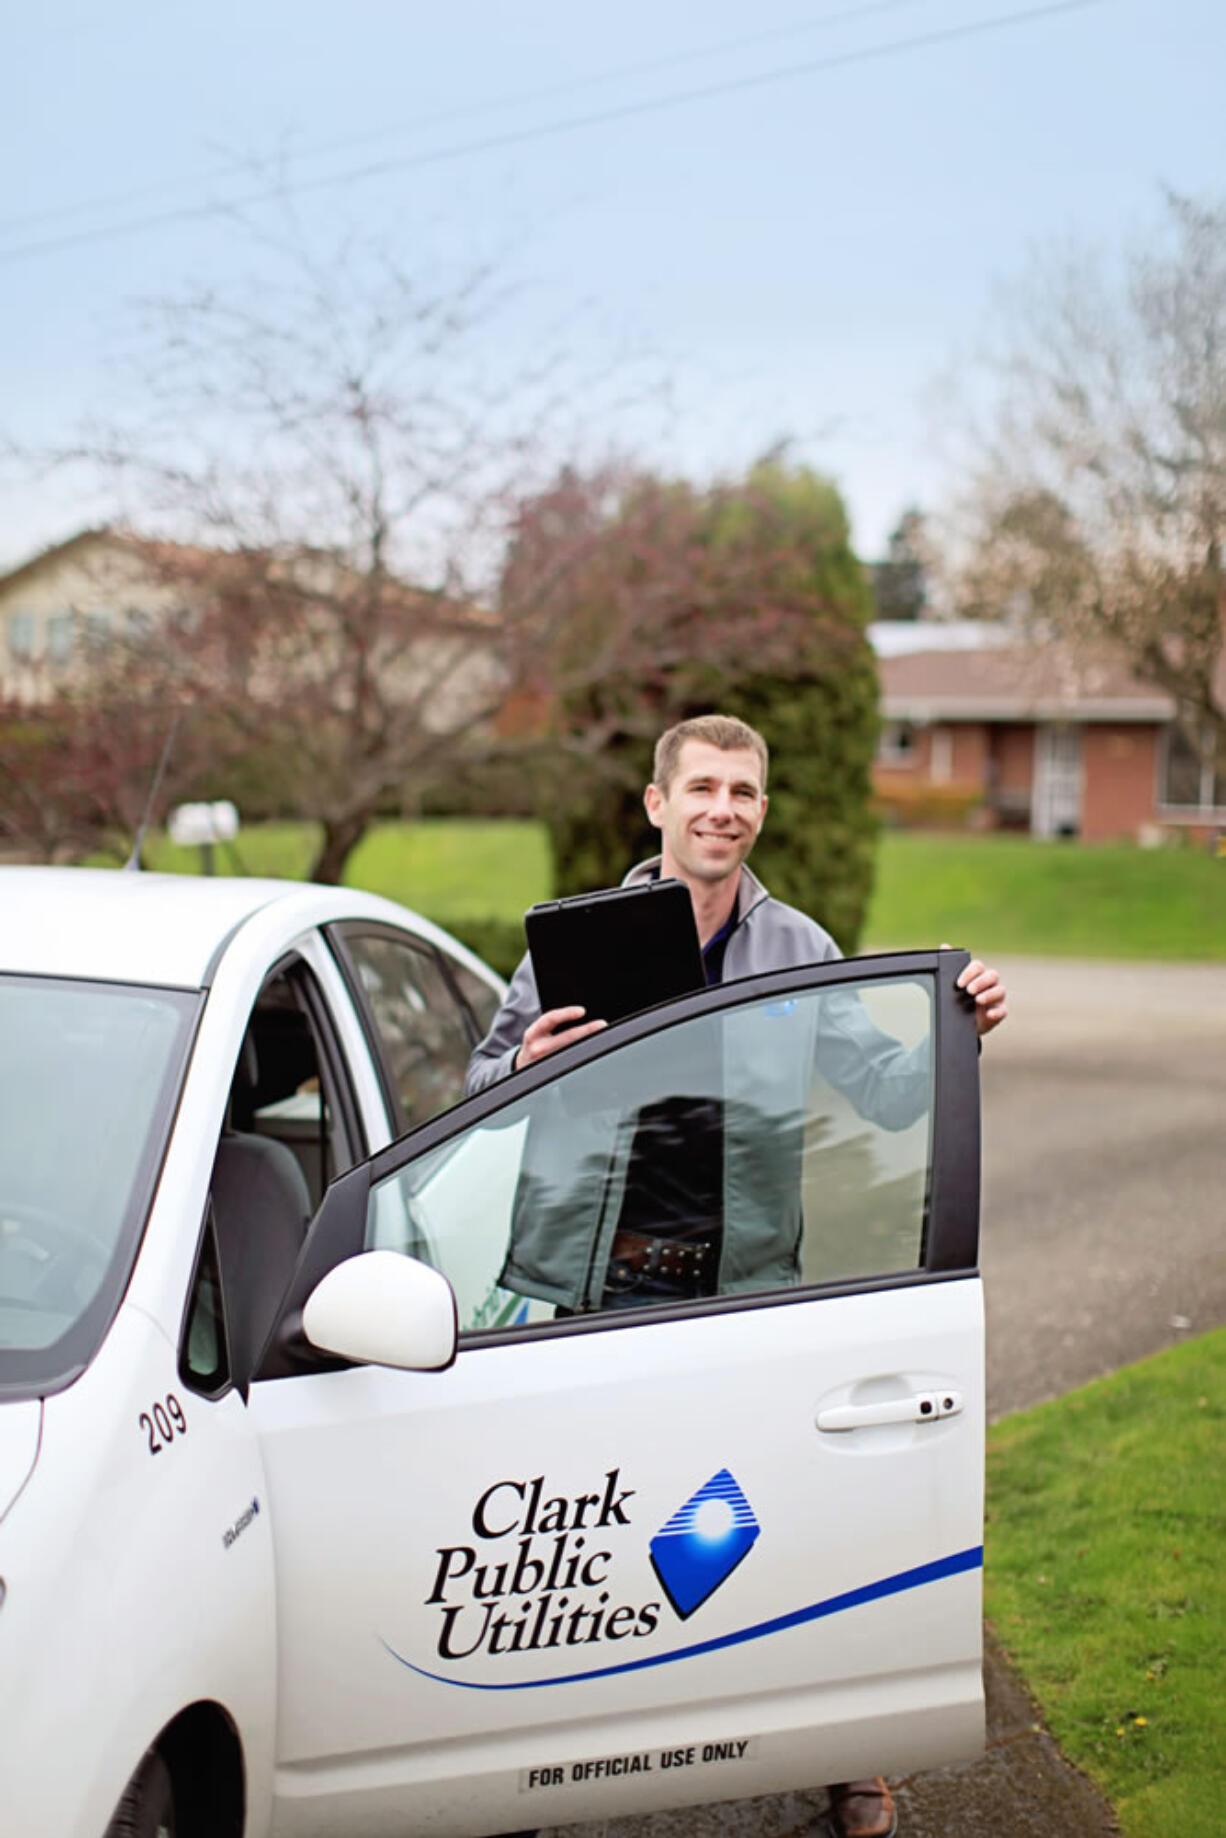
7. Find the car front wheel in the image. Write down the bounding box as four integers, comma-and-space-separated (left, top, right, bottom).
104, 1748, 175, 1838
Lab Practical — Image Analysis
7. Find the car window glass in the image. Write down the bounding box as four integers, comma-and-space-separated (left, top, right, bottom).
181, 959, 352, 1395
0, 976, 195, 1388
180, 1213, 229, 1395
365, 973, 934, 1333
345, 933, 475, 1131
444, 953, 503, 1041
233, 966, 351, 1209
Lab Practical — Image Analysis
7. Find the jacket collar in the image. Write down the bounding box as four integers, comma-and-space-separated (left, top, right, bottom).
623, 856, 770, 929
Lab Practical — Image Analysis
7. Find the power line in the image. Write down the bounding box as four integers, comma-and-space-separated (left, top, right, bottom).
0, 0, 1105, 269
0, 0, 936, 239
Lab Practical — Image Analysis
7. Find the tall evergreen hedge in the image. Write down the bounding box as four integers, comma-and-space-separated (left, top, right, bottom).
545, 464, 880, 954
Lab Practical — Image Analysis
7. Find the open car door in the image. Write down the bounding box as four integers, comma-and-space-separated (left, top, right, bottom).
251, 949, 984, 1838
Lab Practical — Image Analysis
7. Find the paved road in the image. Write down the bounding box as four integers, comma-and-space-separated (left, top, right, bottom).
980, 957, 1226, 1420
542, 955, 1226, 1838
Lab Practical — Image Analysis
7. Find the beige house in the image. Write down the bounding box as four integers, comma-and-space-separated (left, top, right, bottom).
0, 530, 502, 731
0, 531, 198, 705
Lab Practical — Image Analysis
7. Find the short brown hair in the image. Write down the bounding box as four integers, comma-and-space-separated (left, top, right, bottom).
652, 715, 769, 793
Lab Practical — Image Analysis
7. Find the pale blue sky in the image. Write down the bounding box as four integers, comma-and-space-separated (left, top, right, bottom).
3, 0, 1222, 569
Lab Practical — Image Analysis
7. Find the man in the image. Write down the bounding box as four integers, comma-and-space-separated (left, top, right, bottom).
467, 713, 1007, 1085
467, 713, 1007, 1838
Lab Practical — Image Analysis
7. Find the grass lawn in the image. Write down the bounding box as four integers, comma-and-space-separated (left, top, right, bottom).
137, 819, 553, 921
126, 821, 1226, 960
862, 832, 1226, 960
986, 1329, 1226, 1838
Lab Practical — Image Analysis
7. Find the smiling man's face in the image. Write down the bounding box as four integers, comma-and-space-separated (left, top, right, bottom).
644, 739, 768, 888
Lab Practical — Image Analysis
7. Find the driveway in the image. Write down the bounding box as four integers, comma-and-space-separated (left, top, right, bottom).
980, 956, 1226, 1419
543, 955, 1226, 1838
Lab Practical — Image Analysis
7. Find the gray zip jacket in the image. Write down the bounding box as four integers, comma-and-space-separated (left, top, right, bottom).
466, 859, 842, 1094
465, 859, 930, 1309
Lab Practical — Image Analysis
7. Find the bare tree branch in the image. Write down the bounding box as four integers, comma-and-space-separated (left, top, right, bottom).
951, 193, 1226, 755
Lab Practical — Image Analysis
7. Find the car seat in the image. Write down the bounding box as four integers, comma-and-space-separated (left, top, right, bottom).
209, 1033, 314, 1388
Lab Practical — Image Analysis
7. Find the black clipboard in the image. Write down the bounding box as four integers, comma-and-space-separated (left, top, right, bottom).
525, 878, 704, 1025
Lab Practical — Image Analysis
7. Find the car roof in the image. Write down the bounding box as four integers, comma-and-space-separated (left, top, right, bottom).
0, 866, 453, 989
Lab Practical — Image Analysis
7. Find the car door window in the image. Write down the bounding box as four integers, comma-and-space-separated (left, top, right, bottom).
442, 951, 503, 1041
180, 956, 359, 1397
365, 965, 938, 1334
180, 1214, 228, 1395
338, 931, 476, 1132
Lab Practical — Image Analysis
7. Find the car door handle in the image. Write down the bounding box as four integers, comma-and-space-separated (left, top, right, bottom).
816, 1390, 963, 1432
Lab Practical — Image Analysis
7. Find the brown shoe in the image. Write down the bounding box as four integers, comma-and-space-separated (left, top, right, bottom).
827, 1777, 897, 1838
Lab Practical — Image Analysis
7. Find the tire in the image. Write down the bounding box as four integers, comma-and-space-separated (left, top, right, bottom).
104, 1748, 176, 1838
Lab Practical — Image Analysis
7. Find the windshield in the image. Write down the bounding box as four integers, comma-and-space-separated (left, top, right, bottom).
0, 975, 199, 1398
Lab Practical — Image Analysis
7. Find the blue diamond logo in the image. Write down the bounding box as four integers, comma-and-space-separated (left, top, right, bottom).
650, 1468, 760, 1619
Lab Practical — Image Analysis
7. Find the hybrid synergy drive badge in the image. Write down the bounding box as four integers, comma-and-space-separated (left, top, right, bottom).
650, 1469, 761, 1619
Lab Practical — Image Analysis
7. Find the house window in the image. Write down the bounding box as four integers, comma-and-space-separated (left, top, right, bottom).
8, 611, 36, 661
1161, 721, 1226, 812
46, 613, 74, 664
878, 720, 918, 766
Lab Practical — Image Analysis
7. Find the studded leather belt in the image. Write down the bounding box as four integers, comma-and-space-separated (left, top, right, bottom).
608, 1229, 716, 1282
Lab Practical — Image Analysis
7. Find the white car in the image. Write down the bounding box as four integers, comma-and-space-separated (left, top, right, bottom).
0, 866, 986, 1838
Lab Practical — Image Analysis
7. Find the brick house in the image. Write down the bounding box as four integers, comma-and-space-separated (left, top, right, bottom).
871, 623, 1226, 843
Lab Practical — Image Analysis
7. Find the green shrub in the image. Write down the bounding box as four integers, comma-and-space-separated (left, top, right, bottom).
873, 784, 985, 830
431, 914, 527, 982
728, 646, 880, 953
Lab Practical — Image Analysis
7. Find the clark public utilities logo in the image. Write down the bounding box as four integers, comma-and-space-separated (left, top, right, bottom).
650, 1469, 760, 1618
422, 1465, 760, 1663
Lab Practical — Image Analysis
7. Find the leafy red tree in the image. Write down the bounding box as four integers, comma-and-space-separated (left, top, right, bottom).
499, 457, 880, 944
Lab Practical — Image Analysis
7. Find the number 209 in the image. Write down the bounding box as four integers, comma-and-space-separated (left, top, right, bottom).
140, 1394, 187, 1456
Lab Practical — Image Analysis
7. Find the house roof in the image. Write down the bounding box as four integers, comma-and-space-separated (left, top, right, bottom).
876, 631, 1176, 724
868, 619, 1015, 658
0, 528, 214, 598
0, 526, 485, 626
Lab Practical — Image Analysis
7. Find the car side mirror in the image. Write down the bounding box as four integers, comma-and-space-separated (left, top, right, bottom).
302, 1251, 458, 1373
